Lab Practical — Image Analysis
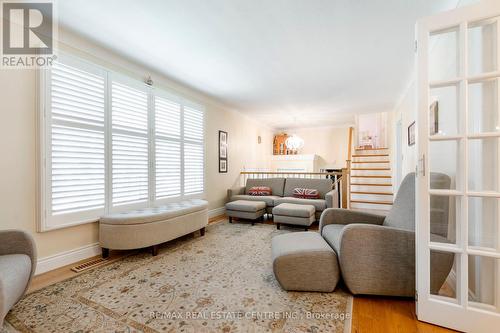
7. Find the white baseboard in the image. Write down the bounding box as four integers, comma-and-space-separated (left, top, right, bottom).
36, 242, 101, 275
208, 206, 225, 218
36, 209, 225, 275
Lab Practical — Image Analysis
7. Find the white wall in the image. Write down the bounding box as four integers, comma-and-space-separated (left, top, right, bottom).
276, 126, 351, 171
0, 28, 272, 263
357, 112, 388, 148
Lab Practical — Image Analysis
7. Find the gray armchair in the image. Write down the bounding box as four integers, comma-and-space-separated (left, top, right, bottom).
0, 230, 37, 326
319, 173, 454, 297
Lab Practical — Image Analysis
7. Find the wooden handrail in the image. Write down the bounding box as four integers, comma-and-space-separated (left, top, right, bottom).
347, 126, 354, 161
240, 171, 342, 176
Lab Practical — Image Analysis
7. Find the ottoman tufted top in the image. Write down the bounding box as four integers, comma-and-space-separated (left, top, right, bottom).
100, 199, 208, 225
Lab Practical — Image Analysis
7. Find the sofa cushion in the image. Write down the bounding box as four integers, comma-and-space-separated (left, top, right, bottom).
246, 178, 286, 197
321, 224, 345, 253
274, 197, 327, 212
283, 178, 332, 199
226, 200, 266, 212
273, 203, 315, 218
230, 195, 280, 207
100, 199, 208, 225
0, 254, 31, 314
248, 186, 272, 196
292, 188, 320, 199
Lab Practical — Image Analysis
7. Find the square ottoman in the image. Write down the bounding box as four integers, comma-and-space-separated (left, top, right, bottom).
272, 203, 315, 231
225, 200, 266, 225
272, 231, 340, 292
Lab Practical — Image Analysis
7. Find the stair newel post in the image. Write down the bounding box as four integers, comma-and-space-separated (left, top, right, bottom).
341, 166, 349, 209
341, 126, 354, 209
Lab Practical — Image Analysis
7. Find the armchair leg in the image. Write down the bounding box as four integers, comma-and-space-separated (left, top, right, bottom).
229, 216, 232, 223
102, 248, 109, 259
276, 223, 280, 230
200, 227, 206, 236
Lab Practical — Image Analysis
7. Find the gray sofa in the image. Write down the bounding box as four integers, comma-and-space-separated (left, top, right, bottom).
0, 230, 37, 326
227, 177, 338, 219
319, 172, 454, 297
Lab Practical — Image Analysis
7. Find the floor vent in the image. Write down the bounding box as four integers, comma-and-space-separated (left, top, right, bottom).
71, 257, 111, 273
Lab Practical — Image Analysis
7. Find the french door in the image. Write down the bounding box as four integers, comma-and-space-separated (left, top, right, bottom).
416, 0, 500, 332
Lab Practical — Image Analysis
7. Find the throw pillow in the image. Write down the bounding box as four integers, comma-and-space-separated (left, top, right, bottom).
293, 188, 320, 199
248, 186, 272, 196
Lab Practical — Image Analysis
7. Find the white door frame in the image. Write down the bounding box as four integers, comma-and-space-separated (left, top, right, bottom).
416, 1, 500, 332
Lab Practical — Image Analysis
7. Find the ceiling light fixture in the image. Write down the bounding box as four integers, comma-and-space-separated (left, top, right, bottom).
285, 134, 304, 150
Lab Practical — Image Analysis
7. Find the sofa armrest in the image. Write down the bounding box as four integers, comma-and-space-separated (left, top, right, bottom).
319, 208, 385, 233
339, 224, 415, 296
0, 230, 37, 286
227, 186, 245, 201
325, 190, 338, 208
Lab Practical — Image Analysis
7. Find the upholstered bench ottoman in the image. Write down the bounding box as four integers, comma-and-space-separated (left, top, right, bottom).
272, 203, 315, 230
99, 199, 208, 257
272, 232, 339, 292
225, 200, 266, 225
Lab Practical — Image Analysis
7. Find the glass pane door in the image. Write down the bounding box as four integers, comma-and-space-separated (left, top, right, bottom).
417, 1, 500, 332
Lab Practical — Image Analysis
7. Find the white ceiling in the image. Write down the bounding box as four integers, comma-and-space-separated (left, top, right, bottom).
58, 0, 462, 129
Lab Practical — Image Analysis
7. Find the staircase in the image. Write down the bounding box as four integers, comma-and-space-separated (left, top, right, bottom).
349, 147, 393, 211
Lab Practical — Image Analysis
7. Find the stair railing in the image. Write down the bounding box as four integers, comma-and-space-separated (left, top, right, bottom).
342, 126, 354, 209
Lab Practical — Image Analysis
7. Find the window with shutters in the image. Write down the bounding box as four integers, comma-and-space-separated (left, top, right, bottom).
183, 105, 205, 195
154, 93, 182, 200
111, 79, 149, 207
39, 53, 205, 231
43, 57, 107, 229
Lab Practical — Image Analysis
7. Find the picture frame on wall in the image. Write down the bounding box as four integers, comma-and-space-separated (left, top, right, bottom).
219, 159, 227, 173
219, 130, 228, 173
408, 121, 416, 146
429, 100, 439, 135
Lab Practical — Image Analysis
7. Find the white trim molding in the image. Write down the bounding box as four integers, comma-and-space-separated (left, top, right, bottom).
35, 243, 101, 275
208, 207, 226, 218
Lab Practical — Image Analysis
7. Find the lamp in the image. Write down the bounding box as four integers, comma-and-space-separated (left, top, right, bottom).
285, 134, 304, 153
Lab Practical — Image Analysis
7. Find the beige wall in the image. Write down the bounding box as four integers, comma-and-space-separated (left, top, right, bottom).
277, 126, 351, 170
0, 29, 272, 259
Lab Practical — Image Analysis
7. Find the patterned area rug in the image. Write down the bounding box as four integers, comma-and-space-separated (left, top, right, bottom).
3, 221, 352, 333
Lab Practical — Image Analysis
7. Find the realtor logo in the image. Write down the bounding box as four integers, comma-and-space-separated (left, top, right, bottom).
1, 0, 57, 68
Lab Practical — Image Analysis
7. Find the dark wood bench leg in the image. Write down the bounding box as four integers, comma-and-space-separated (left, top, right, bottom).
200, 227, 206, 236
152, 245, 159, 256
102, 248, 109, 259
276, 223, 280, 230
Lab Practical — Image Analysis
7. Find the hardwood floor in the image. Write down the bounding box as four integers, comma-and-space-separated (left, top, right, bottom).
352, 296, 456, 333
28, 215, 455, 332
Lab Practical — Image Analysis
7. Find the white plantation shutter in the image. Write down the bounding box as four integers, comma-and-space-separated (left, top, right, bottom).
155, 96, 181, 199
183, 105, 204, 195
48, 60, 106, 221
111, 81, 149, 207
41, 53, 206, 231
